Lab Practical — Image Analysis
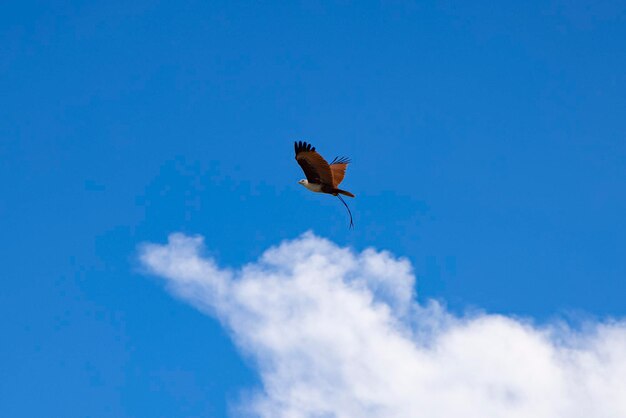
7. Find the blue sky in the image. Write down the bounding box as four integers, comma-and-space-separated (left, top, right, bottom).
1, 1, 625, 416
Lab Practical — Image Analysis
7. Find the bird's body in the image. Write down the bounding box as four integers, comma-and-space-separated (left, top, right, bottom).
298, 179, 324, 193
294, 141, 355, 227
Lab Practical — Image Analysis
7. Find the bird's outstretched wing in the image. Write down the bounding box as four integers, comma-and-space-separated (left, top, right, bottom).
294, 141, 333, 185
329, 156, 350, 187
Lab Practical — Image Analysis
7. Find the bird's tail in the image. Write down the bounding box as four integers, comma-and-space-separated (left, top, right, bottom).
335, 188, 355, 198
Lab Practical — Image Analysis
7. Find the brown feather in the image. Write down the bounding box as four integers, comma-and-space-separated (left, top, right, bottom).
335, 188, 354, 197
294, 141, 334, 185
330, 163, 348, 187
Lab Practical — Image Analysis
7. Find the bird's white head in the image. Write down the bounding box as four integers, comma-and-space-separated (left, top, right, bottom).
298, 179, 308, 187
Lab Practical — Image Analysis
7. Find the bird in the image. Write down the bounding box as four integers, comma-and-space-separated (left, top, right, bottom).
294, 141, 355, 228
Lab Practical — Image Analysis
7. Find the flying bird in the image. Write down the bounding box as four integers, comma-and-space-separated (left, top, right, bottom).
294, 141, 355, 228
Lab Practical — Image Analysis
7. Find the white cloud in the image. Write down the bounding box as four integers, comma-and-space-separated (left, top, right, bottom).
139, 232, 626, 418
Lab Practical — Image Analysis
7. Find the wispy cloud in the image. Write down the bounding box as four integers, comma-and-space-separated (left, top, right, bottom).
139, 232, 626, 418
